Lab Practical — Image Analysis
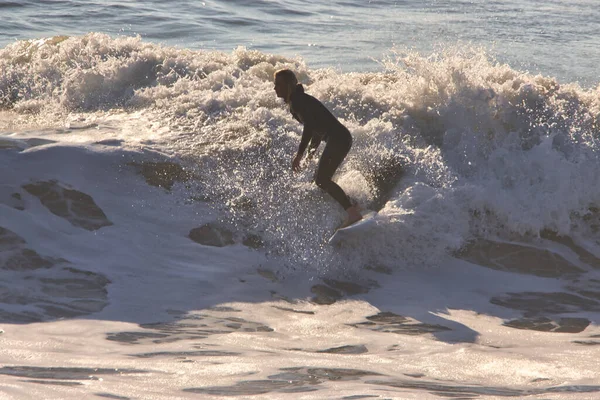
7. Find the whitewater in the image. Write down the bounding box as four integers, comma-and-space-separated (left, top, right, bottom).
1, 1, 600, 399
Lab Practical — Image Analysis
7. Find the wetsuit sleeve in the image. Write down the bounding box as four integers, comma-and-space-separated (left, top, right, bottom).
309, 135, 321, 152
297, 124, 312, 157
291, 112, 303, 124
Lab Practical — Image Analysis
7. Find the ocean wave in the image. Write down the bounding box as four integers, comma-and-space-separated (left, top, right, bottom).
2, 34, 600, 269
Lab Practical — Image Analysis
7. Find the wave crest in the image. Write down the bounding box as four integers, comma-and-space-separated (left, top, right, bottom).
3, 35, 600, 269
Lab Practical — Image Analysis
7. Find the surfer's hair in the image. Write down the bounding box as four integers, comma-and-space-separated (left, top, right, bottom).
274, 69, 298, 85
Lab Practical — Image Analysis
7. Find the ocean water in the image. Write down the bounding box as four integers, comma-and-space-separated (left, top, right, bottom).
1, 1, 600, 399
2, 0, 600, 84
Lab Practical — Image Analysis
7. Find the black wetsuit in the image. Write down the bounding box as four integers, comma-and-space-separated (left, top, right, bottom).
290, 84, 353, 210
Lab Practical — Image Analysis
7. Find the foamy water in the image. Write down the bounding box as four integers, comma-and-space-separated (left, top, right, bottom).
1, 3, 600, 399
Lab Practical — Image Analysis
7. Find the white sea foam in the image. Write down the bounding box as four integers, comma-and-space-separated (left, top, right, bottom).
2, 34, 600, 272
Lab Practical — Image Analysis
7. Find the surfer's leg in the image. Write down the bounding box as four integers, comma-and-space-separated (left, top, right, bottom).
314, 137, 361, 225
314, 138, 351, 208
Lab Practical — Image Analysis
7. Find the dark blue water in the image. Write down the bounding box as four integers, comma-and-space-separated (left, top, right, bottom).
1, 0, 599, 86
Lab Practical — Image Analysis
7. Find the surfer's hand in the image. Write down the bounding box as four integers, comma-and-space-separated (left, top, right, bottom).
292, 155, 302, 172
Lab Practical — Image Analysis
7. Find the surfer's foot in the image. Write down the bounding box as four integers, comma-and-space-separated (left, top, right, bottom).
342, 205, 362, 228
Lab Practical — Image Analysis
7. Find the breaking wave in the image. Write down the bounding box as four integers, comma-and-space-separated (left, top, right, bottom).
3, 33, 600, 271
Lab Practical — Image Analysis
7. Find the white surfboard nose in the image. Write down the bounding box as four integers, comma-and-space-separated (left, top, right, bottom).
328, 211, 378, 245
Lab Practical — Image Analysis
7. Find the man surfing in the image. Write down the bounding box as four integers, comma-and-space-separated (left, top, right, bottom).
274, 69, 362, 228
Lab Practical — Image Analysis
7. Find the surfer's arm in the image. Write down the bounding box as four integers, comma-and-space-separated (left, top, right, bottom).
305, 135, 320, 160
291, 111, 303, 125
308, 135, 321, 152
297, 124, 313, 158
291, 125, 311, 172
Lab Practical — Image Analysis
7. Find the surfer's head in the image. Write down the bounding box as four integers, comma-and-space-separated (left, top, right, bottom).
274, 69, 298, 103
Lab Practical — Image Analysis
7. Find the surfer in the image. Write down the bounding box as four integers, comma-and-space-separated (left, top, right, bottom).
274, 69, 362, 227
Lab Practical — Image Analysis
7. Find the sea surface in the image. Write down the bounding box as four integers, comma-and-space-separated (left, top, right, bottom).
1, 1, 600, 399
2, 0, 600, 84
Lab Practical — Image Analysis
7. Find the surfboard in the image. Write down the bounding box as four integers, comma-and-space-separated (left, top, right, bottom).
328, 211, 378, 245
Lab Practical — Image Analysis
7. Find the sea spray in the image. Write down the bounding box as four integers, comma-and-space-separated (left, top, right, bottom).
2, 35, 600, 273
